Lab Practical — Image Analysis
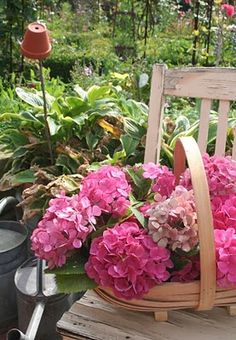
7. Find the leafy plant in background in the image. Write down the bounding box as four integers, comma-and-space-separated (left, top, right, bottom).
0, 74, 148, 197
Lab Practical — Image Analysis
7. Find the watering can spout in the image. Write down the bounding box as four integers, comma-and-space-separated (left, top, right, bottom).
6, 328, 29, 340
7, 301, 45, 340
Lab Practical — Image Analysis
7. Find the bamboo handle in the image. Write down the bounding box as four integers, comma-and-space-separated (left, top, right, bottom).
174, 137, 216, 310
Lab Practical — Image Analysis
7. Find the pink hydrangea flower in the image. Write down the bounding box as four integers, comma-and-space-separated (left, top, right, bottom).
85, 221, 173, 300
79, 165, 131, 217
212, 195, 236, 230
147, 186, 198, 252
142, 163, 175, 197
31, 194, 98, 268
171, 256, 200, 282
181, 154, 236, 197
221, 4, 235, 17
215, 228, 236, 288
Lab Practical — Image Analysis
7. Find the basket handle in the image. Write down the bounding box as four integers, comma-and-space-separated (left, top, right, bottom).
174, 136, 216, 311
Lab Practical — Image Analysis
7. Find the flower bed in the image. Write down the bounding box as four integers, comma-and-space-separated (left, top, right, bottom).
31, 137, 236, 310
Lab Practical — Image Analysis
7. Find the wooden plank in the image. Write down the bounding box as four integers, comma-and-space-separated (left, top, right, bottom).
58, 291, 236, 340
197, 99, 211, 153
144, 64, 166, 164
164, 67, 236, 100
215, 100, 230, 156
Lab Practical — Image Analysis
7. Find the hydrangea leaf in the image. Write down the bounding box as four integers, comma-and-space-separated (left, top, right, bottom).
55, 273, 97, 293
46, 254, 87, 275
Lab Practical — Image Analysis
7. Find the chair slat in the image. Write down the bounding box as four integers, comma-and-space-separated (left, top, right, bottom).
232, 128, 236, 160
144, 64, 166, 164
197, 99, 212, 154
215, 100, 230, 156
164, 68, 236, 101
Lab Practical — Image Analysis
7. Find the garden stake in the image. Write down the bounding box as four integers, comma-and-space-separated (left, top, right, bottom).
38, 60, 54, 165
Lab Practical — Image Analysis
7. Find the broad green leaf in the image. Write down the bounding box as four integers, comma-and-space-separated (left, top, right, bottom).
47, 117, 61, 136
16, 87, 44, 108
87, 85, 110, 103
11, 169, 36, 184
16, 87, 55, 108
74, 85, 87, 100
47, 255, 87, 275
55, 273, 97, 293
66, 97, 85, 108
120, 134, 139, 157
20, 111, 42, 123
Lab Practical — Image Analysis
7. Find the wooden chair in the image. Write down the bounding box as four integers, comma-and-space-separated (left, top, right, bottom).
144, 64, 236, 164
145, 64, 236, 318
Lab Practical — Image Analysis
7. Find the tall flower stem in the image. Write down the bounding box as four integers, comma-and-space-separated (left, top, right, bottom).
39, 60, 54, 165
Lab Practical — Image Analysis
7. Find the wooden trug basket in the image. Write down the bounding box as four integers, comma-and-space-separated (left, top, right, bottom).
95, 137, 236, 321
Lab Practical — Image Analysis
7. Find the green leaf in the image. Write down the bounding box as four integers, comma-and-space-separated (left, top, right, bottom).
74, 85, 87, 100
47, 255, 87, 275
55, 274, 97, 293
16, 87, 44, 108
11, 169, 36, 184
120, 134, 139, 157
130, 205, 147, 228
86, 131, 99, 150
87, 85, 110, 103
126, 168, 151, 200
47, 117, 61, 136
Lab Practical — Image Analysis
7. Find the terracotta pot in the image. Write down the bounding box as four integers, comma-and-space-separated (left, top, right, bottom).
21, 22, 52, 60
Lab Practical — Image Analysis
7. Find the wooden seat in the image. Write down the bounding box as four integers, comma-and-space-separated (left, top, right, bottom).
144, 64, 236, 164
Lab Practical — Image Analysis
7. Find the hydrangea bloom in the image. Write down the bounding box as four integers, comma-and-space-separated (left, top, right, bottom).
171, 256, 200, 282
147, 186, 198, 252
85, 221, 173, 300
180, 154, 236, 197
142, 163, 175, 197
31, 194, 99, 268
215, 228, 236, 288
212, 195, 236, 230
79, 165, 131, 217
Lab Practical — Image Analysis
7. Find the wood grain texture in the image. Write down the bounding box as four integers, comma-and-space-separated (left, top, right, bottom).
144, 64, 166, 164
58, 291, 236, 340
164, 67, 236, 100
144, 64, 236, 163
197, 99, 211, 153
174, 137, 216, 310
215, 100, 230, 156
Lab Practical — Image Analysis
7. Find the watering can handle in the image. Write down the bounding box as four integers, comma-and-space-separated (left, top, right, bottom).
0, 196, 22, 221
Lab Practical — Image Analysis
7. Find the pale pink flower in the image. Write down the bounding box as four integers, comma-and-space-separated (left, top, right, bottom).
147, 186, 198, 252
85, 221, 173, 300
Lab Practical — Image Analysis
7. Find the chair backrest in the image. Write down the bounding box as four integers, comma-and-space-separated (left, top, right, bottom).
144, 64, 236, 164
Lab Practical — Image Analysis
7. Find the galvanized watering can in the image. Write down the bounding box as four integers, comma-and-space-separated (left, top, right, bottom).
7, 257, 83, 340
0, 196, 28, 329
